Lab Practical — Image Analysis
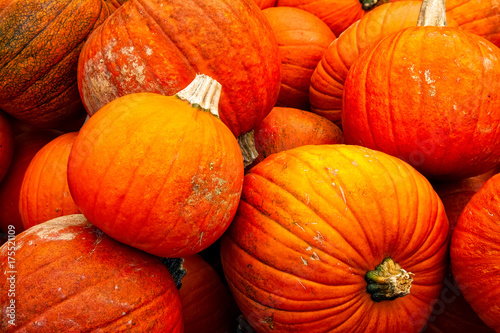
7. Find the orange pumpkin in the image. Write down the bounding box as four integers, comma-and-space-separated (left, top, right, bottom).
342, 0, 500, 179
19, 132, 80, 229
0, 0, 121, 130
0, 111, 14, 183
253, 0, 276, 8
262, 7, 335, 110
221, 144, 449, 332
0, 214, 184, 332
68, 75, 244, 258
450, 173, 500, 332
77, 0, 281, 139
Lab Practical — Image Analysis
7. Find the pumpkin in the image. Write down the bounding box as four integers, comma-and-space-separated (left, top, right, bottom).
262, 7, 335, 110
450, 173, 500, 332
309, 1, 457, 124
179, 254, 239, 333
252, 106, 344, 165
253, 0, 276, 8
221, 144, 449, 332
77, 0, 281, 140
0, 0, 122, 130
19, 132, 80, 229
0, 111, 14, 183
342, 0, 500, 180
68, 75, 244, 258
0, 128, 61, 233
0, 214, 184, 332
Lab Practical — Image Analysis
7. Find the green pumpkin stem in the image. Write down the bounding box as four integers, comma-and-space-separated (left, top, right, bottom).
417, 0, 447, 27
176, 74, 221, 118
365, 257, 414, 302
238, 130, 259, 168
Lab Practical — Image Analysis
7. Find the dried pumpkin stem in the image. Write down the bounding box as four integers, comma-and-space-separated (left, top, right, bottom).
417, 0, 447, 27
238, 130, 259, 168
176, 74, 221, 118
359, 0, 389, 11
365, 257, 414, 302
160, 257, 186, 290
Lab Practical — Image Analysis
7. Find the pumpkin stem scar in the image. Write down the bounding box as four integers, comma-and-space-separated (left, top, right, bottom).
160, 257, 187, 290
175, 74, 222, 118
365, 257, 414, 302
238, 129, 259, 168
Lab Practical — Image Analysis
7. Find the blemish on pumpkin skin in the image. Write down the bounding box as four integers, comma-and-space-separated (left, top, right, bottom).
300, 256, 308, 265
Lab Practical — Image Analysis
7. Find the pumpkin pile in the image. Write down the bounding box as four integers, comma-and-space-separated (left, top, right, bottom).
1, 0, 500, 331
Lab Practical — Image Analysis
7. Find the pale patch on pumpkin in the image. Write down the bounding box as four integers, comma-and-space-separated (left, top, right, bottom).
313, 231, 324, 244
310, 252, 320, 261
300, 256, 308, 265
424, 69, 436, 97
296, 278, 308, 290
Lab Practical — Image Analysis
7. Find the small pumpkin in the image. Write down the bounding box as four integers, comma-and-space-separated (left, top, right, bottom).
450, 173, 500, 332
0, 0, 121, 130
0, 214, 184, 332
262, 7, 335, 110
221, 144, 449, 332
19, 132, 80, 229
342, 0, 500, 179
0, 111, 14, 183
68, 75, 244, 258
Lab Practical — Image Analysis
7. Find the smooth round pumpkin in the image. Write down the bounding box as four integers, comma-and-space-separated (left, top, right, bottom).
221, 144, 450, 332
19, 132, 80, 229
77, 0, 281, 139
180, 254, 239, 333
309, 1, 457, 124
252, 106, 344, 164
342, 0, 500, 180
262, 7, 335, 110
0, 111, 14, 183
0, 0, 121, 130
0, 214, 184, 332
0, 128, 61, 233
450, 173, 500, 331
68, 75, 244, 258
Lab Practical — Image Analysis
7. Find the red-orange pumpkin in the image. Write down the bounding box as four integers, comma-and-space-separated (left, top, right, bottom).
179, 254, 239, 333
0, 128, 61, 233
450, 173, 500, 332
262, 7, 335, 110
77, 0, 281, 139
68, 75, 244, 258
0, 0, 122, 130
342, 0, 500, 179
221, 144, 449, 332
253, 0, 276, 8
0, 111, 14, 183
19, 132, 80, 229
0, 214, 184, 332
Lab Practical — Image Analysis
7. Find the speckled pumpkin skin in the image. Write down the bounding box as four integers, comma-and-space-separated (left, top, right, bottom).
0, 214, 184, 332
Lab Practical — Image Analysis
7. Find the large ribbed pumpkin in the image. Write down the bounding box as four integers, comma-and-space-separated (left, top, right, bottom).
450, 173, 500, 332
0, 214, 183, 332
77, 0, 281, 139
19, 132, 80, 229
342, 0, 500, 180
68, 75, 244, 258
0, 0, 122, 130
221, 144, 450, 332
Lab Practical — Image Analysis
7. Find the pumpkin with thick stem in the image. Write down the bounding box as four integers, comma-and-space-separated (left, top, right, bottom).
342, 0, 500, 180
221, 144, 449, 332
0, 214, 184, 332
68, 74, 244, 258
77, 0, 281, 140
0, 0, 123, 130
450, 173, 500, 332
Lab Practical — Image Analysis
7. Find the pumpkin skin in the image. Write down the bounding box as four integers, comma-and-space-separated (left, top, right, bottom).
342, 26, 500, 180
450, 173, 500, 332
0, 111, 14, 183
309, 1, 458, 124
0, 129, 61, 233
0, 214, 184, 332
68, 79, 244, 258
253, 0, 276, 8
19, 132, 80, 229
262, 7, 335, 110
253, 106, 344, 164
221, 144, 450, 332
77, 0, 281, 138
0, 0, 119, 130
180, 254, 239, 333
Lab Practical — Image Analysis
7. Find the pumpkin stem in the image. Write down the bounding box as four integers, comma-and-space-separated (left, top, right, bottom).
417, 0, 447, 27
359, 0, 389, 11
238, 130, 259, 168
160, 257, 186, 290
176, 74, 222, 118
365, 257, 414, 302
